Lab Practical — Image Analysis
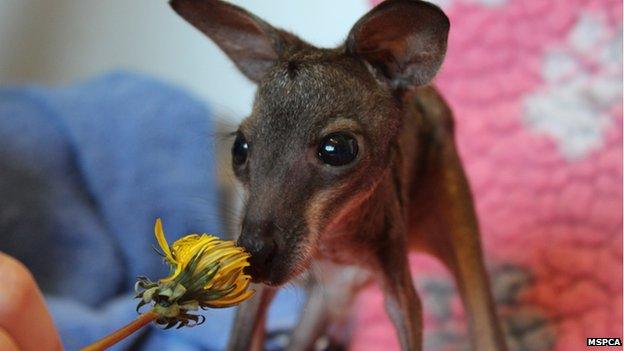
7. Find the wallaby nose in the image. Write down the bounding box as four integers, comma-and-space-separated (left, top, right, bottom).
236, 220, 277, 281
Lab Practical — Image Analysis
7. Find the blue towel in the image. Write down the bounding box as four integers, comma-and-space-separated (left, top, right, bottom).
0, 72, 304, 350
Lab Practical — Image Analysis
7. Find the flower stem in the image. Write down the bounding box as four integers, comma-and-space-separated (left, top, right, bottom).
80, 310, 158, 351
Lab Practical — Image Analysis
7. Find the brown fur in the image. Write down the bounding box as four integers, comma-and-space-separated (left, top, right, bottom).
170, 0, 508, 350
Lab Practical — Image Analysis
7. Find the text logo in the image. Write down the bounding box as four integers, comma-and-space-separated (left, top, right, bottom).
587, 338, 622, 346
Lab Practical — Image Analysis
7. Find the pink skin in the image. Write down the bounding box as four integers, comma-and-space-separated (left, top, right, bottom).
0, 253, 63, 351
353, 0, 622, 350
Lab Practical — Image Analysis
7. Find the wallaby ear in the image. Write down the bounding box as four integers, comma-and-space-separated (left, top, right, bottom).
170, 0, 308, 83
346, 0, 449, 90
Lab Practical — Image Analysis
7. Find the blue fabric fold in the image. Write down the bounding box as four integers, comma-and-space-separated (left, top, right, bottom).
0, 72, 303, 350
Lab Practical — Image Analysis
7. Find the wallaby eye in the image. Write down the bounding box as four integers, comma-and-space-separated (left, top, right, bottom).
232, 132, 249, 167
317, 132, 358, 166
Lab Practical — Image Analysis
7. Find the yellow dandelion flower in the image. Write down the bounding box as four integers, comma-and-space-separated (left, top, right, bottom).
135, 219, 254, 328
81, 219, 256, 351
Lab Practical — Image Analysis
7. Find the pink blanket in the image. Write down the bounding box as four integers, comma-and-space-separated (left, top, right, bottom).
353, 0, 623, 350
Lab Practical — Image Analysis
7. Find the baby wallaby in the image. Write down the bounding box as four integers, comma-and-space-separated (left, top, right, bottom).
171, 0, 508, 350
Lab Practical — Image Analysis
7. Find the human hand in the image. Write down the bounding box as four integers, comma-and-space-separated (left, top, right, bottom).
0, 252, 63, 351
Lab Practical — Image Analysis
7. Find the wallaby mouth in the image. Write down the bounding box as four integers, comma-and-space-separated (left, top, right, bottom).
241, 240, 277, 283
238, 232, 311, 287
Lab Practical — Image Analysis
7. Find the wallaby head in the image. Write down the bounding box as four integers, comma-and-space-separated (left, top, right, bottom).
171, 0, 449, 285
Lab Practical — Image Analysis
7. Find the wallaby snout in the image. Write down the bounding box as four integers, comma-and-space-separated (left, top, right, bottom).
236, 220, 308, 286
236, 220, 277, 283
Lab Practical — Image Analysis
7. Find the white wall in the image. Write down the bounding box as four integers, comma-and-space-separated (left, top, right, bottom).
0, 0, 369, 120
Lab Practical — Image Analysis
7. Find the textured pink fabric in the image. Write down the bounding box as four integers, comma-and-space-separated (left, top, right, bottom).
352, 1, 623, 350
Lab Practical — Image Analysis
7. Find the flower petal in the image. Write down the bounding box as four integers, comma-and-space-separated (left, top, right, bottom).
154, 218, 175, 264
207, 290, 255, 308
